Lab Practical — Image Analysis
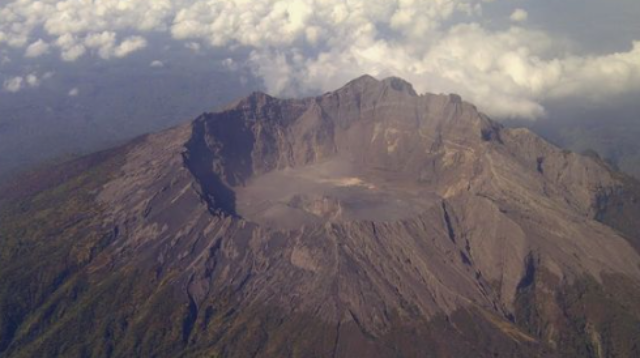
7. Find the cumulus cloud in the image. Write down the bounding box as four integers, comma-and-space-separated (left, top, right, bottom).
113, 36, 147, 58
0, 0, 639, 119
25, 73, 40, 87
2, 72, 42, 93
55, 34, 86, 62
3, 77, 24, 93
25, 39, 50, 58
48, 30, 148, 62
167, 0, 640, 118
0, 0, 153, 61
510, 9, 528, 23
150, 60, 165, 68
68, 87, 79, 97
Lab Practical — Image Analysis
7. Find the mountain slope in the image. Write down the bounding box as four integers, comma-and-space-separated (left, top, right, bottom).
1, 75, 640, 358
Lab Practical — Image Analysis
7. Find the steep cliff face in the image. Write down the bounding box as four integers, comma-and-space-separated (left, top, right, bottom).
1, 76, 640, 358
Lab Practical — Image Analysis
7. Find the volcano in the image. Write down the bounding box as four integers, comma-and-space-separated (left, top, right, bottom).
1, 75, 640, 358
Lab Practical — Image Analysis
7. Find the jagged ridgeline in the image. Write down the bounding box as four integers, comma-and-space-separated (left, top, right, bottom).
1, 76, 640, 358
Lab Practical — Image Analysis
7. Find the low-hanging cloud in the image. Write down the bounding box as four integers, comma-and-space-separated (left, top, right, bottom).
1, 0, 639, 119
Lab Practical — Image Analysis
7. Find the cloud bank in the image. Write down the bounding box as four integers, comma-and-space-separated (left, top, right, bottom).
1, 0, 639, 119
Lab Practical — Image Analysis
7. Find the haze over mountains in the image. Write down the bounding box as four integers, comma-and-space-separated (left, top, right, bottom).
515, 99, 640, 179
0, 40, 256, 183
1, 76, 639, 357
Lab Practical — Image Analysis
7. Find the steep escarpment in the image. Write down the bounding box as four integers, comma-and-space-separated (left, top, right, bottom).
1, 75, 640, 358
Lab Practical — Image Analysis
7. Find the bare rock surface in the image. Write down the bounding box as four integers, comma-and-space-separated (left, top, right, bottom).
3, 75, 640, 358
96, 75, 640, 330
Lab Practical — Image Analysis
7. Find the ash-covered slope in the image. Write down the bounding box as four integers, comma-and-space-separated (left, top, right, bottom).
2, 75, 640, 358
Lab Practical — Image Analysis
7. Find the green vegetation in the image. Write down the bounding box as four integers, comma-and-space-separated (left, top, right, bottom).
515, 267, 640, 358
0, 150, 124, 356
0, 149, 222, 357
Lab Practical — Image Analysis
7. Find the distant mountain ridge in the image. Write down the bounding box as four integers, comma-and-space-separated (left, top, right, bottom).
1, 75, 640, 358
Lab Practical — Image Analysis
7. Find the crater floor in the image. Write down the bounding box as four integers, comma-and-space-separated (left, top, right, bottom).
235, 158, 440, 229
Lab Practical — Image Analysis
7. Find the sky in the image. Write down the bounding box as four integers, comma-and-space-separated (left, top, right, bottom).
1, 0, 639, 119
0, 0, 639, 180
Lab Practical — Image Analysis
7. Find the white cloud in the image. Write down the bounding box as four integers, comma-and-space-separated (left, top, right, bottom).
56, 34, 86, 62
2, 72, 52, 93
242, 13, 640, 119
68, 87, 79, 97
25, 73, 40, 87
61, 45, 86, 62
510, 9, 528, 23
0, 0, 639, 119
113, 36, 147, 58
150, 60, 164, 68
1, 0, 157, 61
3, 76, 23, 93
81, 32, 146, 59
2, 73, 41, 92
162, 0, 640, 119
25, 39, 50, 58
84, 31, 117, 59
